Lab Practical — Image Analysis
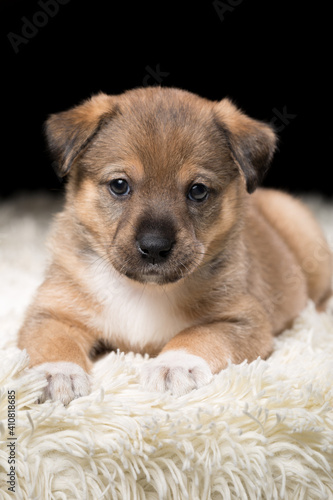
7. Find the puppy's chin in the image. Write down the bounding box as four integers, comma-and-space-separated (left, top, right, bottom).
111, 260, 193, 285
121, 268, 184, 286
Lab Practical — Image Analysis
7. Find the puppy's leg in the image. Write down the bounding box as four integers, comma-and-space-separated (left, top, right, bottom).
18, 318, 93, 405
141, 296, 273, 395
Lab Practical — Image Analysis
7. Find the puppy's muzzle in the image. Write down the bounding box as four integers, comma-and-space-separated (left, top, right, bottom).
119, 216, 197, 284
137, 230, 174, 264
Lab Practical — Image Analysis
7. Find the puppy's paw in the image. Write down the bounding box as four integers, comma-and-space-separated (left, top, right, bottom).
34, 362, 91, 405
140, 350, 213, 396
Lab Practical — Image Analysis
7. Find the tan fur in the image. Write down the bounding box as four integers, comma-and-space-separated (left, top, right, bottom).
17, 87, 332, 401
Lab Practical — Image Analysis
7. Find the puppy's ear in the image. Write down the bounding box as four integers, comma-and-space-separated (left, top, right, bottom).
215, 99, 277, 193
45, 93, 116, 177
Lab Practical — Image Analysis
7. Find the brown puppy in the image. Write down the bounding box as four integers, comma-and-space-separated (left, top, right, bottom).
18, 87, 332, 404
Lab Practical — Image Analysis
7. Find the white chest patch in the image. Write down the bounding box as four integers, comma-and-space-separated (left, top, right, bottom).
82, 258, 192, 353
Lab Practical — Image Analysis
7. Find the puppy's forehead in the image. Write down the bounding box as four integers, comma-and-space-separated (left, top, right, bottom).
118, 86, 213, 123
94, 88, 228, 175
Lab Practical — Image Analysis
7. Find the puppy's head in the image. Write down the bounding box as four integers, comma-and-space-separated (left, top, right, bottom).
45, 87, 276, 285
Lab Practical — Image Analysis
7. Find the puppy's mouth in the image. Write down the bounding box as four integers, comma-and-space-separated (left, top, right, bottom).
123, 265, 184, 285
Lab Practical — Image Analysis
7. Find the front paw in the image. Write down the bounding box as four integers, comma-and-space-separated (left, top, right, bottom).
140, 350, 213, 396
34, 362, 91, 405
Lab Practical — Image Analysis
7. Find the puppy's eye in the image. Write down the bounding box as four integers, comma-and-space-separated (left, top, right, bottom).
109, 179, 130, 196
188, 183, 209, 202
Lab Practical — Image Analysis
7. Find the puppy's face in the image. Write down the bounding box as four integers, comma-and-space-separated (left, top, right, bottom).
46, 88, 276, 285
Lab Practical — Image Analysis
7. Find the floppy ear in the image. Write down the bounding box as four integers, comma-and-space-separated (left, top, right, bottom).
45, 93, 116, 177
214, 98, 277, 193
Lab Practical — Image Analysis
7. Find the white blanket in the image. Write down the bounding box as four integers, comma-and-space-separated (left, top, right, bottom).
0, 192, 332, 499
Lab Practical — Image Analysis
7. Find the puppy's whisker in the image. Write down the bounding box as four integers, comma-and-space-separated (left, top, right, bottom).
118, 255, 133, 276
160, 284, 175, 308
179, 261, 191, 274
134, 280, 148, 308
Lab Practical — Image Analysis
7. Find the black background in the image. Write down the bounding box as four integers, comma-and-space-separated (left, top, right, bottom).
1, 0, 332, 198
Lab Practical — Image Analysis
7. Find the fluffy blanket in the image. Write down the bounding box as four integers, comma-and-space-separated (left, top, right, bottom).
0, 192, 333, 500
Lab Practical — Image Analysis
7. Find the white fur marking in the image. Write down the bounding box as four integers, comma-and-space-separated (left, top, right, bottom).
140, 350, 213, 396
84, 258, 192, 352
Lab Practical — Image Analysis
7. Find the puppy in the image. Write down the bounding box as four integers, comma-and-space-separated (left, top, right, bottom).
18, 87, 332, 404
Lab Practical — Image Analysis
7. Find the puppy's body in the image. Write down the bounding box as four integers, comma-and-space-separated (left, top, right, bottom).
18, 87, 332, 403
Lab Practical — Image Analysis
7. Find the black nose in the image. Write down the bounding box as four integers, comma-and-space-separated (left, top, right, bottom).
137, 232, 174, 263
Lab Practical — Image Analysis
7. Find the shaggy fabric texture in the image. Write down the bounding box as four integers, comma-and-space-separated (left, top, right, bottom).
0, 192, 333, 500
